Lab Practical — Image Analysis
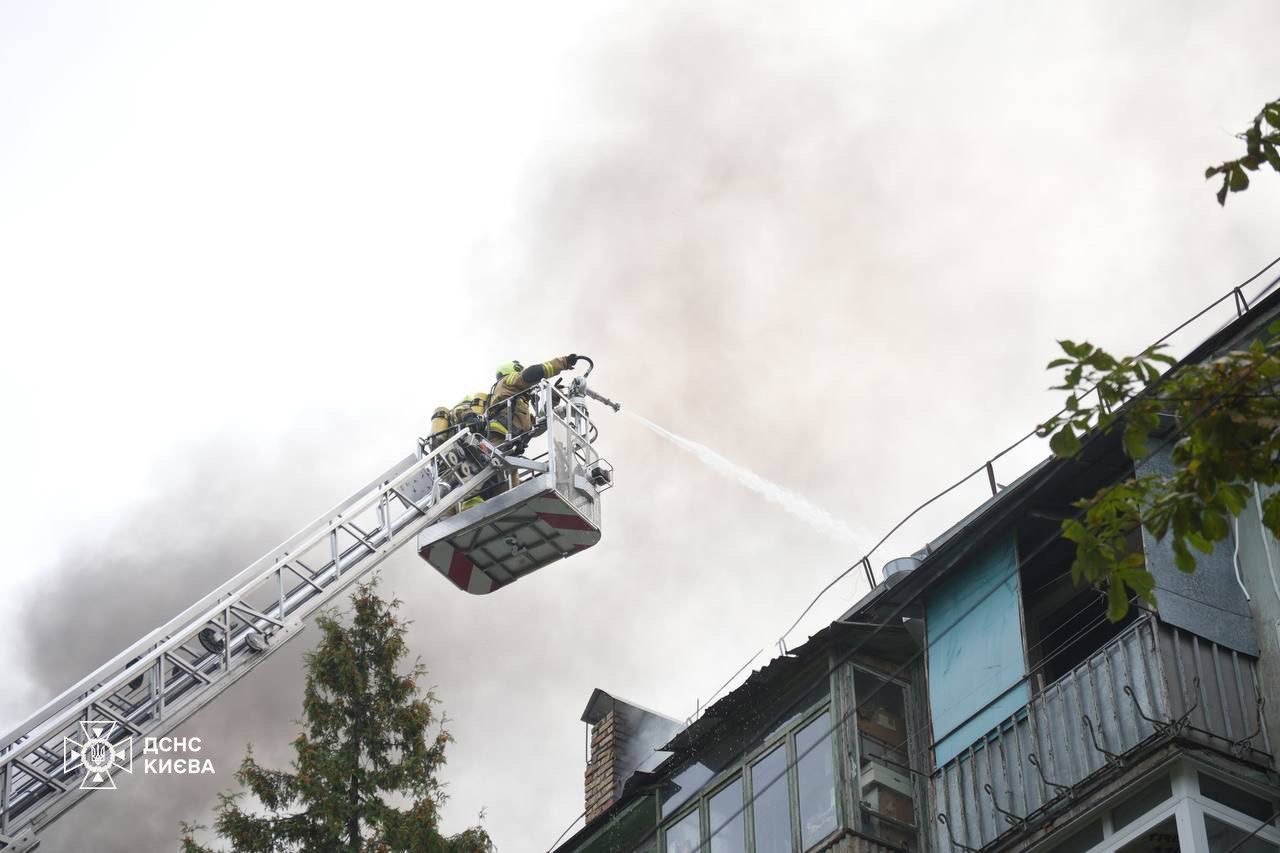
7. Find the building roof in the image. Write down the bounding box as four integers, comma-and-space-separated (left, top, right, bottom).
551, 280, 1280, 853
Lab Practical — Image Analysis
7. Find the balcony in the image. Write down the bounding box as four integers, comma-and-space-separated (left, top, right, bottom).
929, 615, 1270, 852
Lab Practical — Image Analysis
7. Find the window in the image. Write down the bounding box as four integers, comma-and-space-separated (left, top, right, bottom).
665, 808, 701, 853
751, 746, 792, 853
662, 762, 715, 819
1112, 775, 1173, 830
659, 689, 838, 853
795, 712, 837, 847
1046, 819, 1103, 853
708, 778, 746, 853
854, 670, 916, 850
1204, 815, 1278, 853
1017, 520, 1140, 690
1039, 761, 1280, 853
1198, 772, 1275, 823
1115, 816, 1180, 853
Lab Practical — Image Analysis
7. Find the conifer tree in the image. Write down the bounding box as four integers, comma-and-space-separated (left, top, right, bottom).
180, 581, 493, 852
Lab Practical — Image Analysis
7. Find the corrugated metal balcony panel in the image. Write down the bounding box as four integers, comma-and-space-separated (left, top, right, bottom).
1159, 624, 1269, 756
929, 617, 1267, 853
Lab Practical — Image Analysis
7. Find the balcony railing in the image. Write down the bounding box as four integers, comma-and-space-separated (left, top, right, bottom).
929, 615, 1270, 852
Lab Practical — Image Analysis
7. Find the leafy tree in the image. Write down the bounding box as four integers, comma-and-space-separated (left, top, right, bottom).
180, 582, 494, 853
1037, 320, 1280, 620
1204, 96, 1280, 205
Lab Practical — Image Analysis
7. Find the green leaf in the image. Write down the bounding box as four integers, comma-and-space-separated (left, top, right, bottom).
1265, 143, 1280, 173
1263, 494, 1280, 535
1187, 530, 1214, 554
1050, 424, 1081, 457
1047, 357, 1074, 369
1265, 105, 1280, 131
1230, 165, 1250, 191
1246, 125, 1263, 154
1172, 539, 1196, 573
1108, 579, 1130, 622
1059, 339, 1085, 358
1119, 566, 1156, 602
1205, 165, 1220, 179
1217, 179, 1229, 206
1218, 484, 1247, 516
1122, 425, 1148, 460
1202, 510, 1229, 541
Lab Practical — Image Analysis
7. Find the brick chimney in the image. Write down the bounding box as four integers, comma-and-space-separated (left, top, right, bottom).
580, 689, 682, 823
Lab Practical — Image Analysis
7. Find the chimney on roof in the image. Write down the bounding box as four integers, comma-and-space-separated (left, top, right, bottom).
580, 689, 682, 823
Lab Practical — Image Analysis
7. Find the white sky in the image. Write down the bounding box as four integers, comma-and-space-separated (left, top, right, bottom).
2, 2, 1279, 850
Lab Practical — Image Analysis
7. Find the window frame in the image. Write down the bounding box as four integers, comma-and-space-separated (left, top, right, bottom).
849, 662, 919, 846
659, 694, 843, 853
706, 773, 748, 853
1037, 758, 1280, 853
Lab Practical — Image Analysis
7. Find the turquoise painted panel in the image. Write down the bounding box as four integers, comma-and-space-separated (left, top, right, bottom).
926, 533, 1029, 766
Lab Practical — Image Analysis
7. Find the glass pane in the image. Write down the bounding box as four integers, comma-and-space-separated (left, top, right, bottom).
861, 812, 918, 852
661, 762, 714, 818
1048, 819, 1102, 853
796, 712, 838, 848
751, 746, 793, 853
854, 670, 908, 766
1116, 816, 1180, 853
708, 778, 746, 853
1205, 814, 1279, 853
1200, 772, 1276, 823
664, 808, 701, 853
856, 670, 915, 840
1111, 774, 1172, 830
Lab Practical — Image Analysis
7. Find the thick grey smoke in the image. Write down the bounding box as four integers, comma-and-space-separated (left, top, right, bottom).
6, 434, 349, 852
468, 1, 1280, 844
6, 2, 1280, 852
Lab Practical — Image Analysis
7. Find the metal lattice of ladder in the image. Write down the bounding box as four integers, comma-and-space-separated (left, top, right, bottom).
0, 379, 611, 850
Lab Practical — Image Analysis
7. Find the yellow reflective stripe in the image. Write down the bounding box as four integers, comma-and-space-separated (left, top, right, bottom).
543, 361, 555, 375
488, 420, 509, 435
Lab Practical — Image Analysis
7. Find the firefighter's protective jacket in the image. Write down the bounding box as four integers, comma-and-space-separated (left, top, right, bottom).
488, 356, 572, 436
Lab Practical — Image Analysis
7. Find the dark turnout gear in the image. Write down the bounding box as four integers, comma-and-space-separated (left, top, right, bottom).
488, 355, 575, 438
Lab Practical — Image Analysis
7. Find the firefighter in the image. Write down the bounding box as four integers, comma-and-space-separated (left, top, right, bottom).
487, 355, 579, 444
429, 392, 489, 446
428, 391, 492, 511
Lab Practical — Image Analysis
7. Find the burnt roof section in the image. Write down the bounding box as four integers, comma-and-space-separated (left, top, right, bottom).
661, 619, 913, 754
550, 281, 1280, 853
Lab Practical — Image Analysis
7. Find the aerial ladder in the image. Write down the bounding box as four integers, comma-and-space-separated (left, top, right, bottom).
0, 364, 620, 851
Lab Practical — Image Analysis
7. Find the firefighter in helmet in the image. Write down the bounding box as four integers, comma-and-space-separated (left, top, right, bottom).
486, 355, 579, 444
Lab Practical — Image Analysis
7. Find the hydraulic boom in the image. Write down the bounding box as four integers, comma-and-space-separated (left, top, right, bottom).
0, 376, 614, 851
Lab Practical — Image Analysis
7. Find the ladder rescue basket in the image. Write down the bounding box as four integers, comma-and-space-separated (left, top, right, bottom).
410, 378, 612, 593
417, 476, 601, 594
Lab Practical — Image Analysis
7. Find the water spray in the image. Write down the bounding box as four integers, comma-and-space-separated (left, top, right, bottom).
621, 411, 864, 546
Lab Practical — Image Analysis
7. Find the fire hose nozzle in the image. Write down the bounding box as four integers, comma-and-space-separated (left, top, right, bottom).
584, 387, 622, 413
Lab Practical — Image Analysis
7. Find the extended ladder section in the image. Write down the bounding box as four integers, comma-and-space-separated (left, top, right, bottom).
0, 378, 611, 851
